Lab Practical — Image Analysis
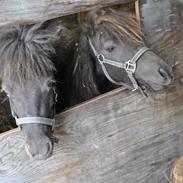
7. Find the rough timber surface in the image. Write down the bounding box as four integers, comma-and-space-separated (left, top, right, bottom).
0, 0, 134, 26
139, 1, 183, 182
1, 62, 183, 183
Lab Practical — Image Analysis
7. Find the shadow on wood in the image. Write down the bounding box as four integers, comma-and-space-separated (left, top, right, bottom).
0, 61, 183, 182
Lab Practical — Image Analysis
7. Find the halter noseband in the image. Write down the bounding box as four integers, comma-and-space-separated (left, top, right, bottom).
15, 117, 55, 129
9, 87, 57, 130
88, 38, 149, 91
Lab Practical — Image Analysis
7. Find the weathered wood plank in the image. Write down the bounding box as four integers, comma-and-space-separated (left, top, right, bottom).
0, 62, 183, 182
0, 0, 134, 26
171, 157, 183, 183
139, 0, 183, 66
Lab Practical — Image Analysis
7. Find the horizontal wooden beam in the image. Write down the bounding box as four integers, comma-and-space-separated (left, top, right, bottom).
0, 0, 134, 26
0, 61, 183, 182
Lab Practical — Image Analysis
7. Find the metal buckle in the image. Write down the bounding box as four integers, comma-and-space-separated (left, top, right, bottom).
125, 60, 136, 73
97, 54, 105, 63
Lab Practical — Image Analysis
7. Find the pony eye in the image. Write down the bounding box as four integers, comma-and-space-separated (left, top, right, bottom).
106, 46, 115, 53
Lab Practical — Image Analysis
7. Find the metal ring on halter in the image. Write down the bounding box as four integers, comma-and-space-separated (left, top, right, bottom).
125, 60, 136, 73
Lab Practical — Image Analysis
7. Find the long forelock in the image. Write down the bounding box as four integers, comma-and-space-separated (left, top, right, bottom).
89, 8, 143, 44
0, 23, 61, 83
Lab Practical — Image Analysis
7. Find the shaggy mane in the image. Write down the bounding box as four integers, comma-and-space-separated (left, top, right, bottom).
0, 22, 62, 83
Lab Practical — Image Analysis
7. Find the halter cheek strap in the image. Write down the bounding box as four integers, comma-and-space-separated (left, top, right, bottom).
88, 38, 149, 91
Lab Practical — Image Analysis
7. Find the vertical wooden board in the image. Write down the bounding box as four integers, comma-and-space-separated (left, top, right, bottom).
140, 0, 172, 44
139, 0, 183, 66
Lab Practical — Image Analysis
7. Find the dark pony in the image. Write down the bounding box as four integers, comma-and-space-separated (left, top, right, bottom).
0, 22, 70, 159
68, 8, 173, 106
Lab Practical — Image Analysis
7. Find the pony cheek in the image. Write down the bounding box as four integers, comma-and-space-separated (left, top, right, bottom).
134, 68, 143, 81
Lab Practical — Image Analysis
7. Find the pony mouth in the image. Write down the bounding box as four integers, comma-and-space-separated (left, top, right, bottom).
137, 79, 167, 91
144, 80, 168, 91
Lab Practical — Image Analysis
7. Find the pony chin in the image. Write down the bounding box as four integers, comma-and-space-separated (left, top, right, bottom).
147, 82, 165, 91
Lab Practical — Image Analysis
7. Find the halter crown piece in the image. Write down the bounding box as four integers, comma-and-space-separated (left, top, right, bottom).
88, 38, 149, 91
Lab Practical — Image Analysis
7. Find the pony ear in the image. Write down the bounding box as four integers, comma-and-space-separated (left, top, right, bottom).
69, 33, 100, 106
97, 9, 106, 16
80, 21, 93, 36
87, 8, 107, 25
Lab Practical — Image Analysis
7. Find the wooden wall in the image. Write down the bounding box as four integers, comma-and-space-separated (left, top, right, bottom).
0, 61, 183, 182
0, 0, 183, 182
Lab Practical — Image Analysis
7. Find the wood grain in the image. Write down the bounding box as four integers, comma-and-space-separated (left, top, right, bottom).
135, 0, 140, 27
0, 62, 183, 182
0, 0, 134, 26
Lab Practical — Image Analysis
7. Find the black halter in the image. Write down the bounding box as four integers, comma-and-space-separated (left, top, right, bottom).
88, 38, 149, 91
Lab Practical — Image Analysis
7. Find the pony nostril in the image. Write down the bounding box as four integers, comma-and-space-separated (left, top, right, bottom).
25, 138, 53, 160
159, 68, 172, 84
46, 141, 53, 155
159, 68, 168, 79
170, 72, 174, 80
